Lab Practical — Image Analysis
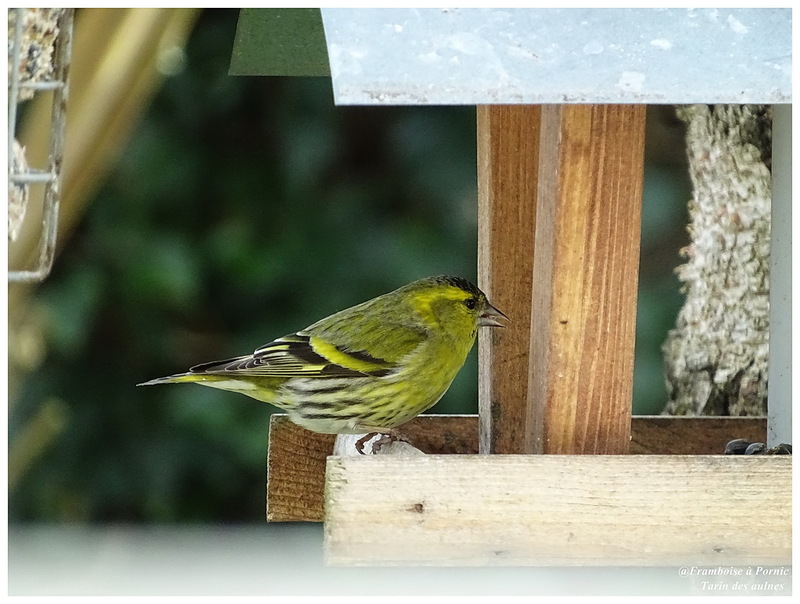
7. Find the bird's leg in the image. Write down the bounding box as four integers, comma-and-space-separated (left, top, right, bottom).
355, 432, 379, 455
354, 429, 411, 454
371, 431, 411, 453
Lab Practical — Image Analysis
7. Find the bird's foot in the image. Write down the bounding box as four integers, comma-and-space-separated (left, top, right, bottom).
355, 432, 378, 455
371, 431, 411, 454
354, 430, 411, 454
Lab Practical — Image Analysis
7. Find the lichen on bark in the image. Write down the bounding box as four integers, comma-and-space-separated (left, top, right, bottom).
662, 105, 771, 416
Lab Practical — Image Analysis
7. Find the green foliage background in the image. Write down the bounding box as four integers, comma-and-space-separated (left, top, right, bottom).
9, 10, 689, 523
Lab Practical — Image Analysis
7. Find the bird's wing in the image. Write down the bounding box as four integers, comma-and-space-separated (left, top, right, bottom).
300, 300, 430, 368
188, 332, 410, 379
189, 294, 429, 380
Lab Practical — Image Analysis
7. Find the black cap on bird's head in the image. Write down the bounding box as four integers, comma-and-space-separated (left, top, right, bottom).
425, 275, 508, 328
431, 275, 484, 298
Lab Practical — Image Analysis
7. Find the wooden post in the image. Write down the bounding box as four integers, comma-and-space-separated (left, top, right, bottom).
769, 104, 792, 446
528, 104, 646, 454
477, 105, 540, 454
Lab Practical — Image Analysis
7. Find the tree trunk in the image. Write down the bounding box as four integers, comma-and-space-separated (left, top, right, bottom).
662, 105, 771, 416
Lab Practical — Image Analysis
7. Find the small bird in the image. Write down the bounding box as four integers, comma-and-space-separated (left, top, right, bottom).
139, 276, 506, 450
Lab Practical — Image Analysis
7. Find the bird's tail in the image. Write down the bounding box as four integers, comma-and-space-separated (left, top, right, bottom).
137, 372, 280, 405
137, 373, 210, 387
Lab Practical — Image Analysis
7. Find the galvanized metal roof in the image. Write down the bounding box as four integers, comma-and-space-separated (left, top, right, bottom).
320, 8, 791, 105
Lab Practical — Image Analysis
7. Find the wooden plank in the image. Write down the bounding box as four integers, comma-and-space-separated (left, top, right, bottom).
476, 105, 540, 454
267, 414, 767, 522
266, 414, 335, 522
628, 416, 767, 455
529, 104, 646, 454
324, 455, 791, 566
267, 414, 479, 521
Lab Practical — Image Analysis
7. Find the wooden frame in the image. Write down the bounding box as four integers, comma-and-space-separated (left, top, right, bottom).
266, 415, 788, 566
266, 414, 771, 523
264, 103, 790, 567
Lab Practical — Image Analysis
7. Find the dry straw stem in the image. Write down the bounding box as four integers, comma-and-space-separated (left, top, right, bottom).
9, 8, 200, 285
9, 7, 199, 377
8, 8, 200, 483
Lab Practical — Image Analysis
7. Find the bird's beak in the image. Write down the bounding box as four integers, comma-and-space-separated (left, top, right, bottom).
479, 302, 508, 327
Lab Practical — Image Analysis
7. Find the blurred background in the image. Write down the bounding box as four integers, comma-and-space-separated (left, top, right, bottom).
8, 8, 690, 527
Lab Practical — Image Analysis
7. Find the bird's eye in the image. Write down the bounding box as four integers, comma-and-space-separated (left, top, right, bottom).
464, 297, 477, 310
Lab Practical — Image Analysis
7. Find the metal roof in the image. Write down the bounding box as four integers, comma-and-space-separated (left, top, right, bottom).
321, 8, 791, 105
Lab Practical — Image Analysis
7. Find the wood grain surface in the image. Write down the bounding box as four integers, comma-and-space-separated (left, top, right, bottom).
267, 414, 769, 522
325, 454, 790, 566
477, 105, 541, 454
528, 105, 646, 454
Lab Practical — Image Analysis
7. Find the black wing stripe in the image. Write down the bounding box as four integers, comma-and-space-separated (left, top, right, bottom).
186, 334, 396, 378
333, 346, 393, 367
277, 339, 329, 367
272, 335, 394, 377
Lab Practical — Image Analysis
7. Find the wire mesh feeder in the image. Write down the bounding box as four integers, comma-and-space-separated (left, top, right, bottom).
8, 8, 74, 282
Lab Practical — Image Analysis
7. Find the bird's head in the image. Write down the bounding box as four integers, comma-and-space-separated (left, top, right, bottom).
404, 275, 508, 336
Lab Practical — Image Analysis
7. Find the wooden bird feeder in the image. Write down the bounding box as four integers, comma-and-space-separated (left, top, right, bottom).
232, 8, 791, 567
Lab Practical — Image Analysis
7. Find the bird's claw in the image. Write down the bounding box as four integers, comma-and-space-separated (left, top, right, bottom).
354, 431, 410, 454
